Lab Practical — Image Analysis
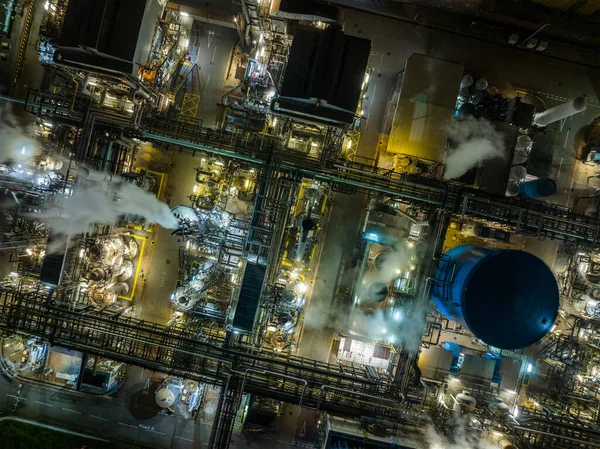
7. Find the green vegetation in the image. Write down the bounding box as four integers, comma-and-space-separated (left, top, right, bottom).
0, 420, 142, 449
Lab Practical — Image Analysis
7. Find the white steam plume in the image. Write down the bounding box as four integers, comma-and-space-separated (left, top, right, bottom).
426, 420, 501, 449
0, 104, 39, 164
42, 169, 178, 235
353, 245, 428, 353
443, 116, 505, 180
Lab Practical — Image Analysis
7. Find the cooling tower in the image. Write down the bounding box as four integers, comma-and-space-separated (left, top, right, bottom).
432, 244, 559, 349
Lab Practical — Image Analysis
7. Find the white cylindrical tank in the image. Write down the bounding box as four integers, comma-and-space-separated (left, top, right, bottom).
506, 182, 520, 197
516, 135, 532, 150
512, 150, 528, 165
533, 97, 586, 127
453, 390, 476, 413
509, 165, 527, 181
155, 379, 183, 408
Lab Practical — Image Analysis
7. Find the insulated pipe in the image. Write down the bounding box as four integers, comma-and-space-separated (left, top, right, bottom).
240, 368, 307, 406
533, 96, 586, 126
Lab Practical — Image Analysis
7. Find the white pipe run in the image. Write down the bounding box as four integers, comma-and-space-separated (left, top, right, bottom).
533, 96, 586, 126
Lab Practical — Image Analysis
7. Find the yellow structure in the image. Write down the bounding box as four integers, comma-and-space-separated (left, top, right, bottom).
387, 54, 463, 163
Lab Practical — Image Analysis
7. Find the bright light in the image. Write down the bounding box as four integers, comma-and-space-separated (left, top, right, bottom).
512, 405, 519, 418
450, 377, 461, 383
364, 73, 370, 84
186, 241, 190, 250
394, 311, 401, 321
87, 81, 97, 86
79, 249, 84, 258
297, 282, 307, 293
395, 269, 401, 275
360, 110, 364, 115
527, 363, 533, 373
272, 118, 277, 126
43, 122, 53, 128
407, 241, 414, 248
346, 140, 352, 149
233, 16, 237, 22
126, 109, 134, 113
244, 179, 250, 189
505, 390, 517, 395
44, 0, 49, 10
26, 248, 33, 256
259, 47, 265, 58
182, 39, 189, 48
410, 265, 415, 271
193, 185, 198, 193
493, 432, 503, 437
259, 33, 264, 44
389, 335, 395, 343
180, 11, 189, 16
381, 328, 387, 334
311, 142, 318, 147
267, 326, 277, 332
550, 323, 557, 332
21, 147, 26, 154
214, 161, 224, 166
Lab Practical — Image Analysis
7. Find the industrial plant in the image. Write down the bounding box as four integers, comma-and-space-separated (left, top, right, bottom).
0, 0, 599, 448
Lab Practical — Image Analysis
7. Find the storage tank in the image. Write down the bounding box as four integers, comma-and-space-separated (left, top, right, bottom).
518, 178, 556, 199
432, 245, 559, 349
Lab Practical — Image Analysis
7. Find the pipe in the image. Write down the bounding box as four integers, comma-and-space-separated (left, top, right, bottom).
240, 368, 307, 406
533, 97, 586, 126
315, 384, 403, 411
514, 426, 600, 447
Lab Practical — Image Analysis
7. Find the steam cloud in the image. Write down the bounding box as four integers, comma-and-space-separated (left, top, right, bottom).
0, 104, 39, 164
443, 116, 505, 180
42, 170, 178, 235
426, 421, 501, 449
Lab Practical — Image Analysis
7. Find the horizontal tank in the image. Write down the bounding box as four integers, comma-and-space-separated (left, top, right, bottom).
432, 244, 559, 349
518, 178, 556, 199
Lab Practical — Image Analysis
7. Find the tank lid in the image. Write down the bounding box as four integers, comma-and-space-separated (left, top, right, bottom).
463, 250, 559, 349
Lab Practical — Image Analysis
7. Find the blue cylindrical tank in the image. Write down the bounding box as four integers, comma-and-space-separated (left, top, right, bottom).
518, 178, 557, 199
432, 244, 559, 349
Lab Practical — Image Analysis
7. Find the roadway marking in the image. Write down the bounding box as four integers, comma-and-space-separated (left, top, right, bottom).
148, 429, 166, 435
62, 408, 82, 414
6, 394, 27, 400
175, 436, 194, 442
34, 401, 53, 407
119, 422, 137, 428
90, 415, 108, 421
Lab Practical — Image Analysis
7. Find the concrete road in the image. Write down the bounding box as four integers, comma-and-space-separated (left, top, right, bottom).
135, 147, 201, 324
192, 22, 238, 126
0, 370, 318, 449
298, 192, 367, 362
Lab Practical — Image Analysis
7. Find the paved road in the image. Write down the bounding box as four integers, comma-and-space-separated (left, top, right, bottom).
191, 22, 238, 127
0, 369, 318, 449
134, 145, 201, 324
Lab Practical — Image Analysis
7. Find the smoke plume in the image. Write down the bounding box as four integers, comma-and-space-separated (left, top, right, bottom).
0, 104, 39, 165
443, 116, 505, 180
42, 169, 178, 235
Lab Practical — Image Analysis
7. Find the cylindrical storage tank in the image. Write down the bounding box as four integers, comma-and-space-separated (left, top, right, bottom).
518, 178, 557, 198
505, 182, 520, 197
432, 245, 559, 349
533, 96, 586, 127
516, 135, 532, 150
454, 390, 476, 414
509, 165, 527, 182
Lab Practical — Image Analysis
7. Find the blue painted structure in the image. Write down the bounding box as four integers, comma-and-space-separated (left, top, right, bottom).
518, 178, 557, 198
432, 244, 559, 349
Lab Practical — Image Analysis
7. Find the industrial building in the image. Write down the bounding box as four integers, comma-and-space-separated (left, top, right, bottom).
0, 0, 599, 448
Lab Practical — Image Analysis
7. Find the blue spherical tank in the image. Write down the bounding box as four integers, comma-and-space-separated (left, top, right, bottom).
432, 244, 559, 349
518, 178, 557, 199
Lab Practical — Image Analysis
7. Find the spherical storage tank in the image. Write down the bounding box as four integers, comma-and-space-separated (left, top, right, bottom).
432, 245, 559, 349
